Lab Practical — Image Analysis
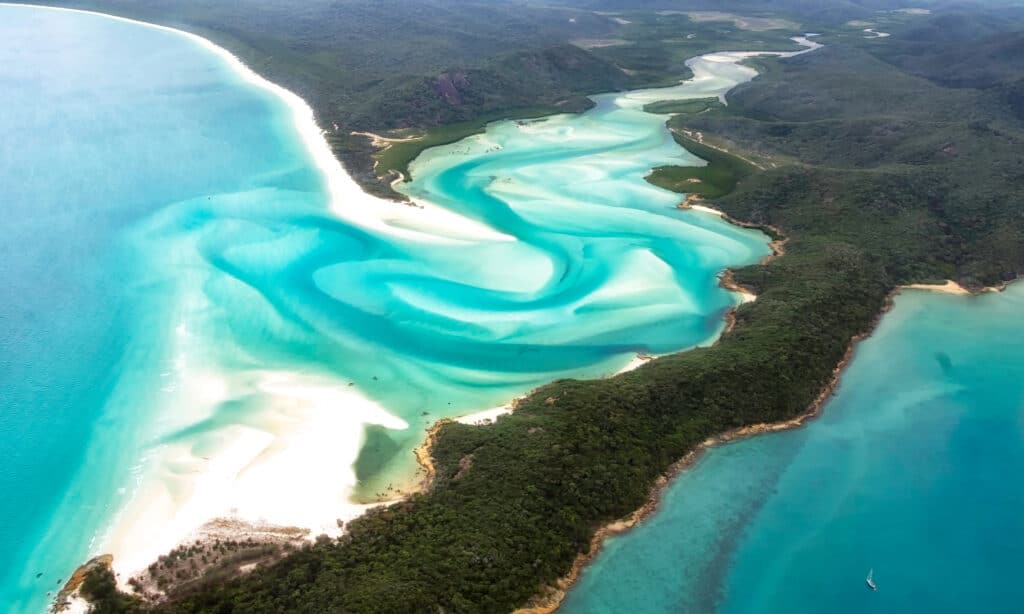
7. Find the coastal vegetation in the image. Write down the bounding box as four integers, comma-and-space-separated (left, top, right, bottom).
647, 134, 756, 199
646, 100, 761, 198
44, 1, 1024, 612
80, 567, 143, 614
642, 97, 721, 115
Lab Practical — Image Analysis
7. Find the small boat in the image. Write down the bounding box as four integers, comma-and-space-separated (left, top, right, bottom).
866, 568, 878, 592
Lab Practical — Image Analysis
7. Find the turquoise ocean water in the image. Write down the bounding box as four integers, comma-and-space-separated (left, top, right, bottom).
0, 6, 783, 611
564, 285, 1024, 613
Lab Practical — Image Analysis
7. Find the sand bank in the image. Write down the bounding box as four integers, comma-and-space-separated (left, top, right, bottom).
900, 278, 1019, 296
613, 353, 657, 375
454, 406, 513, 425
900, 280, 971, 295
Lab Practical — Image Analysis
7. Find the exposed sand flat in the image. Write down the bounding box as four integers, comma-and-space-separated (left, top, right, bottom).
901, 280, 971, 295
455, 406, 513, 425
350, 130, 421, 147
104, 370, 408, 581
864, 28, 891, 38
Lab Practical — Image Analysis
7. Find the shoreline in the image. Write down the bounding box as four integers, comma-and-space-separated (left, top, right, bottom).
19, 7, 548, 606
25, 6, 774, 606
515, 281, 891, 613
897, 278, 1020, 295
514, 197, 793, 613
37, 14, 1023, 611
679, 196, 788, 266
899, 280, 971, 295
518, 273, 1020, 612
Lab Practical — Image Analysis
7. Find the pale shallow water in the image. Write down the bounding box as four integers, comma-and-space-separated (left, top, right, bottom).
0, 6, 814, 612
564, 285, 1024, 613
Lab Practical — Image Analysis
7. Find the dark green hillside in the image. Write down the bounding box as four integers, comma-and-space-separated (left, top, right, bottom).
850, 8, 1024, 86
914, 31, 1024, 87
692, 44, 1024, 284
351, 45, 630, 130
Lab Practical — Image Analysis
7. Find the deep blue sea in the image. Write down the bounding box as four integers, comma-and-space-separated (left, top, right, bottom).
564, 285, 1024, 613
0, 6, 788, 611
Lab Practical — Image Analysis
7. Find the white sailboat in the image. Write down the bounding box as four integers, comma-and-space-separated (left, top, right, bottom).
866, 568, 878, 592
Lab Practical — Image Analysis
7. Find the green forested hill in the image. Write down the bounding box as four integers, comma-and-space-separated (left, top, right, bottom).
690, 45, 1024, 285
348, 44, 631, 130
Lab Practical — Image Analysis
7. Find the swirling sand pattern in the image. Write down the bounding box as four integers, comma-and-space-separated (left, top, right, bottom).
0, 5, 816, 609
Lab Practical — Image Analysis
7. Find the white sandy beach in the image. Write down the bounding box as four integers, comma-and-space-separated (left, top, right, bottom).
102, 366, 410, 581
689, 204, 724, 216
455, 406, 514, 425
613, 354, 657, 375
451, 349, 666, 422
901, 280, 971, 295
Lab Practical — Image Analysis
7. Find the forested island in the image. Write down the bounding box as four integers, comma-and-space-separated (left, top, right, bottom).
32, 0, 1024, 611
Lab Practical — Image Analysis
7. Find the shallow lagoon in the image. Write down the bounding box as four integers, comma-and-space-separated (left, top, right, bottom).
0, 6, 796, 611
564, 285, 1024, 613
